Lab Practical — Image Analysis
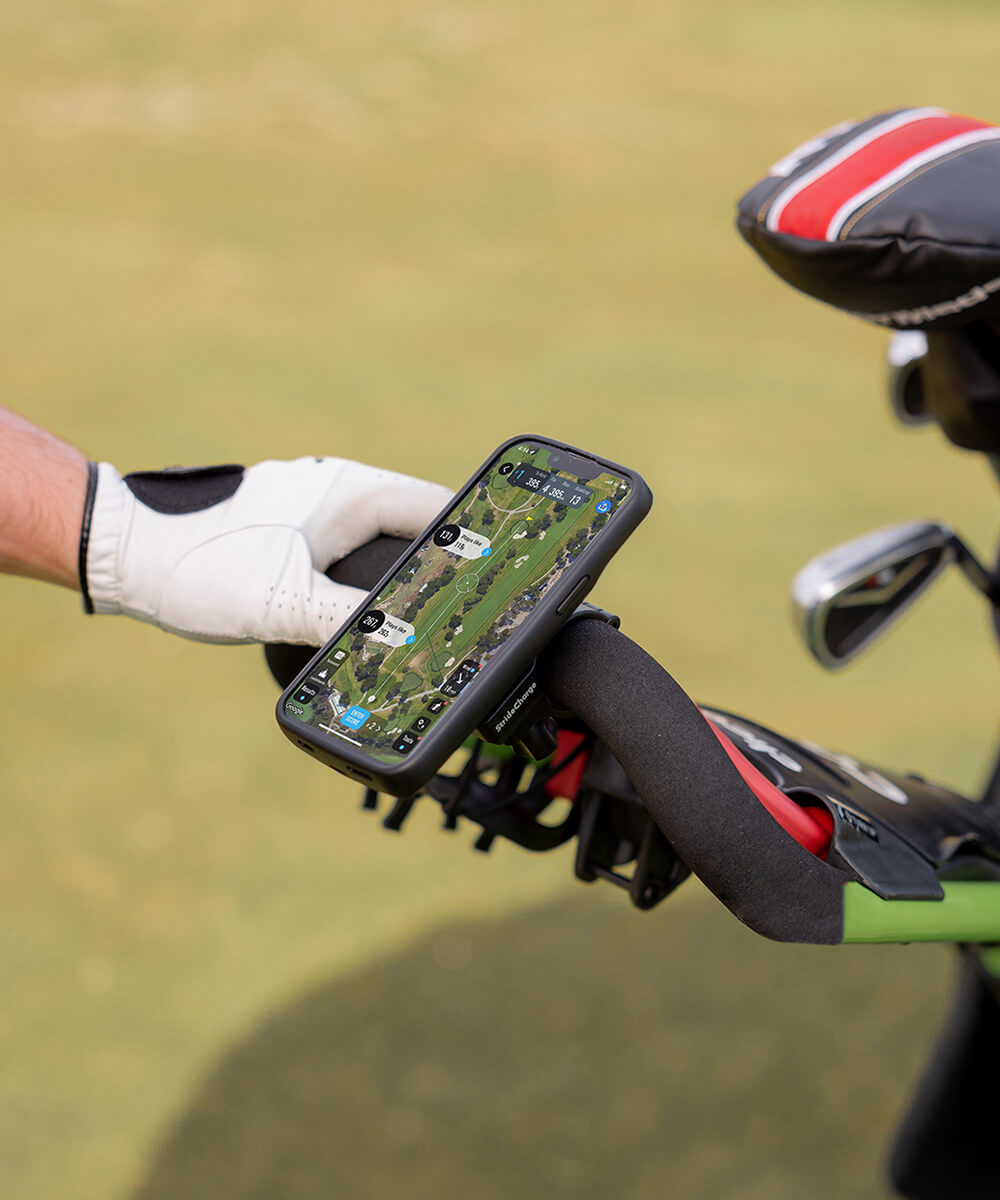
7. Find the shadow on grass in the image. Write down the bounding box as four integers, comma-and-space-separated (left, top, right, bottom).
131, 889, 952, 1200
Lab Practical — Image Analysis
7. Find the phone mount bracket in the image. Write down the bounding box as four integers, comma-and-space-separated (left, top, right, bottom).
357, 601, 692, 910
475, 601, 620, 757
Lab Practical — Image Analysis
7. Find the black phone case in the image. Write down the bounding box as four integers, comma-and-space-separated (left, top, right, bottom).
275, 434, 652, 796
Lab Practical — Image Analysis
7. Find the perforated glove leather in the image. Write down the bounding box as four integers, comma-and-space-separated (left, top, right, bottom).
79, 457, 451, 645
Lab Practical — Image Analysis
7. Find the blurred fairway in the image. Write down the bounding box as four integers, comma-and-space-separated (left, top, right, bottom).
2, 1, 1000, 1197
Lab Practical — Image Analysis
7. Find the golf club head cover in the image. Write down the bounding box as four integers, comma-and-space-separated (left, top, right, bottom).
737, 106, 1000, 330
739, 106, 1000, 451
79, 458, 451, 645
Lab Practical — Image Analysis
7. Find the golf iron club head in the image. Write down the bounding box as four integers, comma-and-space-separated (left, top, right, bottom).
791, 521, 987, 670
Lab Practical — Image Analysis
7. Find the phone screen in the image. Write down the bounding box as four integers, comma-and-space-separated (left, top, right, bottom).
283, 441, 631, 765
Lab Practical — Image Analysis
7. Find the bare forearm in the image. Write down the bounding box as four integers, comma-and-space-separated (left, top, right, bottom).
0, 407, 89, 589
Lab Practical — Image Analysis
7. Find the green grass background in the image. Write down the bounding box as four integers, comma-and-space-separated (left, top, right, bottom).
2, 1, 999, 1196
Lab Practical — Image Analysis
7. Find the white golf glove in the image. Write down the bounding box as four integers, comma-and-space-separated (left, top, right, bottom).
79, 457, 452, 645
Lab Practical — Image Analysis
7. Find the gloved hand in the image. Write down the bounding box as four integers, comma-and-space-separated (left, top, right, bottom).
79, 457, 452, 645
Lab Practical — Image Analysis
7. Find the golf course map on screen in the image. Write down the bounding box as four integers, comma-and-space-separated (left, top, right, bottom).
284, 442, 631, 764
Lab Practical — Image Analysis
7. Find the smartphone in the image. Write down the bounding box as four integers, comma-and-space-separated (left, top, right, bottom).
276, 435, 651, 796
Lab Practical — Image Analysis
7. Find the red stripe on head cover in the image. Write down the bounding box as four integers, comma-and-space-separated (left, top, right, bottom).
704, 718, 833, 858
769, 110, 995, 242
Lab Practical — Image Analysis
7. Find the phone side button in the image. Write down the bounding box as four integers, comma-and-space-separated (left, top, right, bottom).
556, 575, 591, 616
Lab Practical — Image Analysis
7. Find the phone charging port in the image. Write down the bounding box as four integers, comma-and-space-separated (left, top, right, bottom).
337, 764, 373, 784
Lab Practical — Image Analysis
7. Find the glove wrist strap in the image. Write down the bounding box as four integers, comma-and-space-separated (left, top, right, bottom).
78, 461, 100, 614
84, 462, 128, 615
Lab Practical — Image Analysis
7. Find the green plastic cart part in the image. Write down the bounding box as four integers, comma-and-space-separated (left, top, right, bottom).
977, 947, 1000, 976
843, 881, 1000, 944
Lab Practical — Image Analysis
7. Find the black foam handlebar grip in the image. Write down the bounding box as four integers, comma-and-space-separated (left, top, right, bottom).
539, 620, 848, 943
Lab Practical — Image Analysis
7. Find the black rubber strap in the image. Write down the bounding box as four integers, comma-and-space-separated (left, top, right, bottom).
78, 460, 99, 615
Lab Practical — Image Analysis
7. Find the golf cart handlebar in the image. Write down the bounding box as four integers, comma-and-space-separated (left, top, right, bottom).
267, 536, 1000, 947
